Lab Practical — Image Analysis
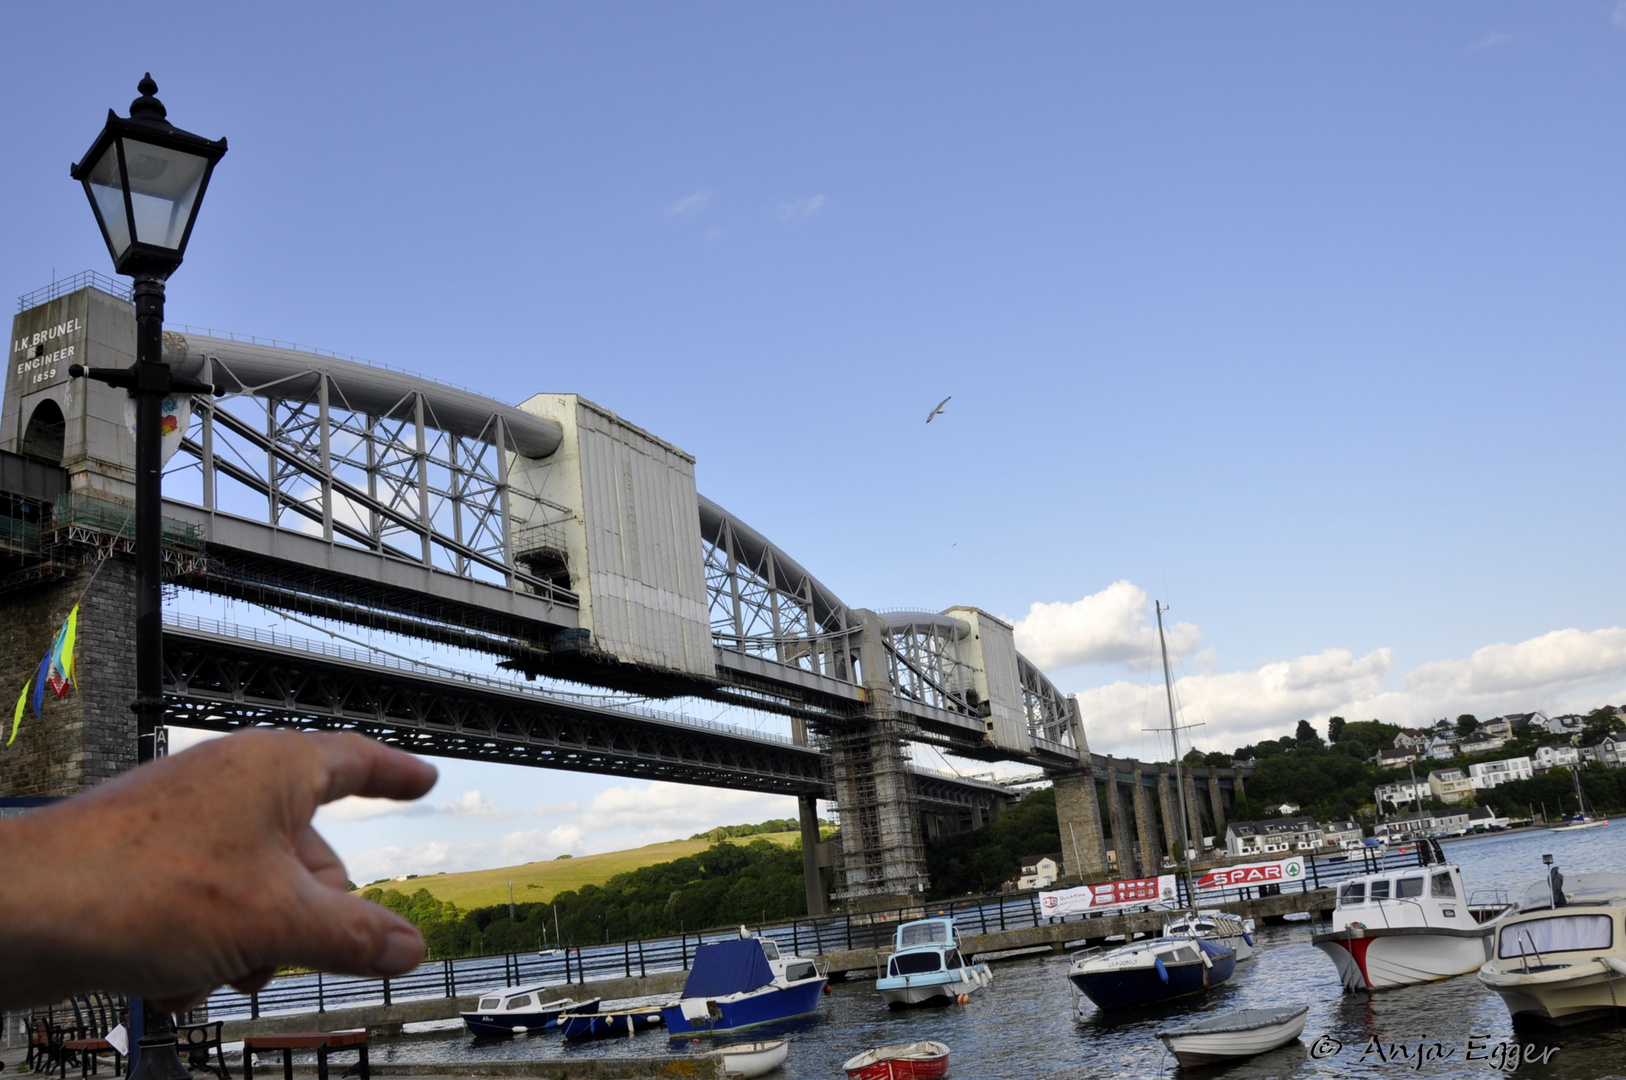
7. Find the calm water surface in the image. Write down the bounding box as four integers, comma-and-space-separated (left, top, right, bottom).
364, 826, 1625, 1079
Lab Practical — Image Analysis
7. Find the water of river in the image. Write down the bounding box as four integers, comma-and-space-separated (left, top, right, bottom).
361, 826, 1625, 1079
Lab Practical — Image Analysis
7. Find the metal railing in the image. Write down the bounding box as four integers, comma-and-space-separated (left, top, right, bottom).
204, 847, 1394, 1021
17, 272, 131, 311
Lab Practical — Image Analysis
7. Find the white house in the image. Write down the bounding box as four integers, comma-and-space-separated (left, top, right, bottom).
1393, 729, 1432, 753
1272, 802, 1301, 816
1375, 780, 1426, 809
1427, 736, 1460, 761
1225, 817, 1324, 857
1534, 745, 1580, 772
1544, 714, 1587, 740
1579, 734, 1625, 770
1467, 757, 1533, 789
1467, 806, 1511, 831
1375, 808, 1471, 839
1459, 730, 1509, 756
1375, 748, 1418, 770
1017, 853, 1063, 890
1321, 820, 1363, 848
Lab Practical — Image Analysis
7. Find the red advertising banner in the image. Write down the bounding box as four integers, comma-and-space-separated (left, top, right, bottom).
1039, 874, 1177, 918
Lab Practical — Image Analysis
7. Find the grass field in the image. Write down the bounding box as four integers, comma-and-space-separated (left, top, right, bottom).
359, 831, 804, 911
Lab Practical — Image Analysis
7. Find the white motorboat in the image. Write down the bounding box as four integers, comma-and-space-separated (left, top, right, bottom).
1162, 910, 1256, 962
460, 984, 600, 1035
708, 1038, 789, 1077
1156, 1005, 1310, 1068
1311, 839, 1514, 991
875, 917, 993, 1008
1478, 858, 1626, 1025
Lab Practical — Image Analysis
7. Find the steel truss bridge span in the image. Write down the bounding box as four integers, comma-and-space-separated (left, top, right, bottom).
158, 617, 1007, 818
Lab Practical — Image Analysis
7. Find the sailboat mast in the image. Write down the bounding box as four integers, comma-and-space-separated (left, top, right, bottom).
1157, 601, 1199, 907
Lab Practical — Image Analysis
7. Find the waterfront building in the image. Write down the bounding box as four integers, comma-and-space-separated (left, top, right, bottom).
1321, 820, 1363, 848
1466, 806, 1510, 830
1427, 768, 1474, 804
1533, 744, 1580, 772
1375, 808, 1471, 839
1017, 853, 1062, 890
1467, 757, 1533, 790
1224, 816, 1323, 856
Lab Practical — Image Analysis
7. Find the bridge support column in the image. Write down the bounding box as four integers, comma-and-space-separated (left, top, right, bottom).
0, 561, 137, 797
1156, 769, 1182, 862
1052, 769, 1108, 880
1233, 771, 1246, 803
1206, 772, 1227, 836
1103, 758, 1133, 878
798, 793, 829, 917
1131, 762, 1161, 875
1182, 771, 1204, 851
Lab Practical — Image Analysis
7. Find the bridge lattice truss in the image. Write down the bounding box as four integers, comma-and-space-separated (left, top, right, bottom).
154, 337, 1080, 768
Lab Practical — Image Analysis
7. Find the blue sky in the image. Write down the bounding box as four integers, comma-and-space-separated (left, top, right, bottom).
6, 5, 1625, 880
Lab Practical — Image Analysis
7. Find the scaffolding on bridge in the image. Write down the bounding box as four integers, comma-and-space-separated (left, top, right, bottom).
822, 717, 929, 902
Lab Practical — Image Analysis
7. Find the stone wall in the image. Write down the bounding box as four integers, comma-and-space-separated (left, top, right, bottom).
0, 557, 137, 796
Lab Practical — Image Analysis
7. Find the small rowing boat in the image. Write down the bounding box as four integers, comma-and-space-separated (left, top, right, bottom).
842, 1040, 950, 1080
1156, 1005, 1309, 1068
708, 1039, 789, 1078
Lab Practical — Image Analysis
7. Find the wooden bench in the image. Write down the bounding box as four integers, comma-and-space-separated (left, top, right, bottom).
241, 1031, 368, 1080
57, 1036, 121, 1080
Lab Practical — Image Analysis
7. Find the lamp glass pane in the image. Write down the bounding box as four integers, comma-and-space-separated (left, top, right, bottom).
84, 142, 131, 259
119, 136, 210, 252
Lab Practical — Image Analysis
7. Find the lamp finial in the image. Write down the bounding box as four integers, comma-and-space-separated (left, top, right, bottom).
129, 74, 168, 124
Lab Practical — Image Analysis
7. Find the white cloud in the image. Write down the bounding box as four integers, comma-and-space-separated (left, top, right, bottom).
1470, 31, 1512, 50
438, 789, 518, 821
776, 195, 826, 220
1011, 580, 1201, 670
1076, 626, 1626, 757
667, 191, 712, 219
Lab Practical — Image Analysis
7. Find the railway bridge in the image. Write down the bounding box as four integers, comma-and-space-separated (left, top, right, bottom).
0, 277, 1246, 909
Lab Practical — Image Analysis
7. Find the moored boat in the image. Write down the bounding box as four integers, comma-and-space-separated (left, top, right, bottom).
1069, 937, 1236, 1011
460, 984, 600, 1035
875, 917, 993, 1008
1161, 910, 1256, 962
708, 1039, 789, 1078
1549, 768, 1609, 832
557, 1007, 663, 1040
1478, 857, 1626, 1025
1156, 1005, 1309, 1068
661, 931, 827, 1036
1311, 840, 1513, 992
842, 1040, 950, 1080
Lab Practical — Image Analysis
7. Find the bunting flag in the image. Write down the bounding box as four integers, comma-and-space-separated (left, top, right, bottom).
7, 605, 80, 748
7, 679, 28, 745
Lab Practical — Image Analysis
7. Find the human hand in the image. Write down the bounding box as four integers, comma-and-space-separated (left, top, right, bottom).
0, 730, 437, 1010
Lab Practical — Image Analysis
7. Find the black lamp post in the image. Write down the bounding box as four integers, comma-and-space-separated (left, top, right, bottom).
66, 74, 226, 1080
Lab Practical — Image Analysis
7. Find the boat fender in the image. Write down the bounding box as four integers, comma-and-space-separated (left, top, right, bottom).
1601, 956, 1626, 978
823, 984, 834, 995
1242, 932, 1255, 947
956, 993, 970, 1005
511, 1026, 527, 1034
1154, 958, 1169, 984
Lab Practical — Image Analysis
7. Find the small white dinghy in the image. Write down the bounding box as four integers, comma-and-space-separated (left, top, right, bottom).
1156, 1005, 1309, 1068
709, 1038, 789, 1078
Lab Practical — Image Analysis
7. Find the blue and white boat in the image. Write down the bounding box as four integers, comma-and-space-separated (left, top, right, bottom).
875, 917, 993, 1008
460, 983, 600, 1035
661, 933, 828, 1036
1068, 937, 1236, 1012
558, 1007, 664, 1040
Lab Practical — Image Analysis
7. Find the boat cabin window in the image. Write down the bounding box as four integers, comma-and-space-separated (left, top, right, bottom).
1169, 947, 1198, 963
505, 995, 534, 1010
759, 940, 780, 961
1340, 882, 1365, 904
784, 961, 818, 982
478, 998, 501, 1010
1498, 915, 1613, 960
1431, 873, 1456, 899
1369, 880, 1391, 901
899, 922, 951, 948
1396, 876, 1424, 899
943, 949, 963, 969
890, 952, 943, 976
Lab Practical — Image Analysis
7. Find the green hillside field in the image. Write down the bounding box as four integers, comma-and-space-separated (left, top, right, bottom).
360, 831, 803, 910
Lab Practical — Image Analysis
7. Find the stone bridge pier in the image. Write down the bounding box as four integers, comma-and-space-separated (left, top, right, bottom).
1051, 758, 1249, 880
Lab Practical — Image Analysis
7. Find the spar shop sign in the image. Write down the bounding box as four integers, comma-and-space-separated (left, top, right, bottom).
1196, 857, 1304, 890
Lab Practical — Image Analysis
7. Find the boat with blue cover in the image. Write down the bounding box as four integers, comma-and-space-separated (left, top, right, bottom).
1068, 936, 1237, 1011
875, 917, 993, 1008
661, 932, 828, 1036
460, 984, 600, 1035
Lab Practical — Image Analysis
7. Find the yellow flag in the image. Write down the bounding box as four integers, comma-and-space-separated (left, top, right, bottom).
9, 678, 30, 745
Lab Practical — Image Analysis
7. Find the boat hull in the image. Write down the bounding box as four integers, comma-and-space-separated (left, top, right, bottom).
842, 1040, 950, 1080
1480, 961, 1626, 1026
1157, 1006, 1309, 1068
1312, 928, 1490, 992
877, 962, 992, 1008
661, 978, 827, 1036
709, 1039, 789, 1078
1070, 941, 1236, 1010
558, 1009, 662, 1040
460, 997, 599, 1035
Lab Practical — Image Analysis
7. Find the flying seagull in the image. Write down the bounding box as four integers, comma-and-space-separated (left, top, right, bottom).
926, 396, 951, 423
